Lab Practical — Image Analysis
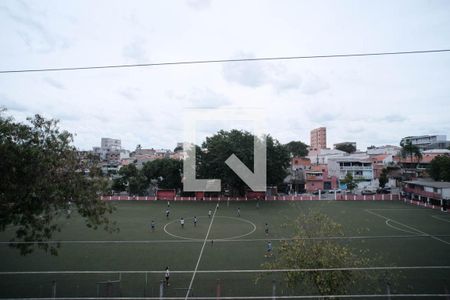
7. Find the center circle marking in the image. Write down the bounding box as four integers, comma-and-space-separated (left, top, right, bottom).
163, 216, 256, 241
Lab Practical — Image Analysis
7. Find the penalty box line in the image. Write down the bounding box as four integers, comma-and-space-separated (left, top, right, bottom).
185, 202, 219, 299
365, 209, 450, 246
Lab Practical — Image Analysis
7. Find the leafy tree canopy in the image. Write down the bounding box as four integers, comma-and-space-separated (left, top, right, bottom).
260, 212, 381, 295
284, 141, 309, 157
429, 155, 450, 182
0, 109, 115, 255
200, 130, 290, 195
400, 140, 422, 163
379, 168, 389, 188
142, 158, 182, 190
341, 172, 357, 192
335, 143, 356, 154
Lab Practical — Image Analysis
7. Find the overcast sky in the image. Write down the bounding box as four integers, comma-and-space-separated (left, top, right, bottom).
1, 0, 449, 151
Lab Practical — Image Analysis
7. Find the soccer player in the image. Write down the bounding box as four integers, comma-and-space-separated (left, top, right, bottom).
264, 223, 269, 236
265, 241, 273, 257
165, 267, 170, 286
208, 209, 212, 218
167, 201, 170, 208
165, 208, 170, 219
151, 220, 155, 232
193, 216, 197, 227
67, 200, 72, 216
237, 207, 241, 217
180, 217, 185, 228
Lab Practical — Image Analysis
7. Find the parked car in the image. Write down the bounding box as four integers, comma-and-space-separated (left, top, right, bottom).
377, 187, 391, 194
361, 189, 376, 195
329, 189, 342, 193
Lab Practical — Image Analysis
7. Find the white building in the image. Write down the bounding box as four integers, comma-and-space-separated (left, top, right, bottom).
328, 156, 374, 188
367, 145, 401, 156
400, 135, 446, 149
101, 138, 121, 150
307, 149, 346, 165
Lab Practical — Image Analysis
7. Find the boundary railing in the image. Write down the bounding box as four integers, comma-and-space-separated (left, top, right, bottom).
100, 194, 401, 201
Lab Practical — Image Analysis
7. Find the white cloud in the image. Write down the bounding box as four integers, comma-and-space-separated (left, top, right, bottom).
0, 1, 449, 151
43, 77, 65, 90
186, 0, 212, 10
222, 52, 268, 87
300, 72, 329, 95
122, 38, 149, 63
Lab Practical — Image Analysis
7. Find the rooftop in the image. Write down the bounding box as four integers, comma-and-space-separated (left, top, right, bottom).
404, 180, 450, 189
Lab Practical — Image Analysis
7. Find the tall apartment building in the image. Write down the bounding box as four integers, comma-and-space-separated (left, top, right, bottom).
93, 138, 122, 161
310, 127, 327, 151
101, 138, 121, 150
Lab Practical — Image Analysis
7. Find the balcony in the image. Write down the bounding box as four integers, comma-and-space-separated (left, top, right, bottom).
339, 166, 372, 171
306, 175, 323, 181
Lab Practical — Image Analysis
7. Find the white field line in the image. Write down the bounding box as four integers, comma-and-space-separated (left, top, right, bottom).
185, 204, 218, 299
367, 209, 422, 211
2, 265, 450, 275
163, 216, 257, 241
365, 209, 450, 246
432, 215, 450, 223
7, 233, 450, 245
385, 220, 422, 235
1, 294, 450, 299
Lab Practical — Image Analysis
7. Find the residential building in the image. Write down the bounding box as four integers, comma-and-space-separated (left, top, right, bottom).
400, 135, 447, 150
93, 137, 123, 161
403, 179, 450, 206
423, 141, 450, 150
370, 154, 394, 178
367, 145, 401, 156
395, 149, 450, 179
310, 127, 327, 151
305, 164, 338, 192
284, 157, 311, 194
328, 155, 374, 188
101, 138, 121, 150
307, 148, 346, 165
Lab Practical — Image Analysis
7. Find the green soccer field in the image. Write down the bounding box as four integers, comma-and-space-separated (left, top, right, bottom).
1, 200, 450, 299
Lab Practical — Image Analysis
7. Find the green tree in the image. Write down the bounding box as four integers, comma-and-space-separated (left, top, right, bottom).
111, 176, 126, 192
200, 130, 289, 195
341, 172, 357, 192
115, 164, 148, 196
142, 158, 182, 190
379, 168, 388, 188
260, 212, 376, 295
400, 140, 422, 164
335, 143, 356, 154
0, 110, 115, 255
429, 155, 450, 181
284, 141, 309, 157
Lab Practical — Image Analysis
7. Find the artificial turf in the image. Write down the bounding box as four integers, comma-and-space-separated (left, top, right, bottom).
0, 200, 449, 298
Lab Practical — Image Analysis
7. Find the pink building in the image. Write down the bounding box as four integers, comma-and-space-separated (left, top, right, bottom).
305, 164, 338, 192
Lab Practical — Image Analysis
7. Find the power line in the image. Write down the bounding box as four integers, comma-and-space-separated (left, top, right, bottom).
0, 48, 449, 74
